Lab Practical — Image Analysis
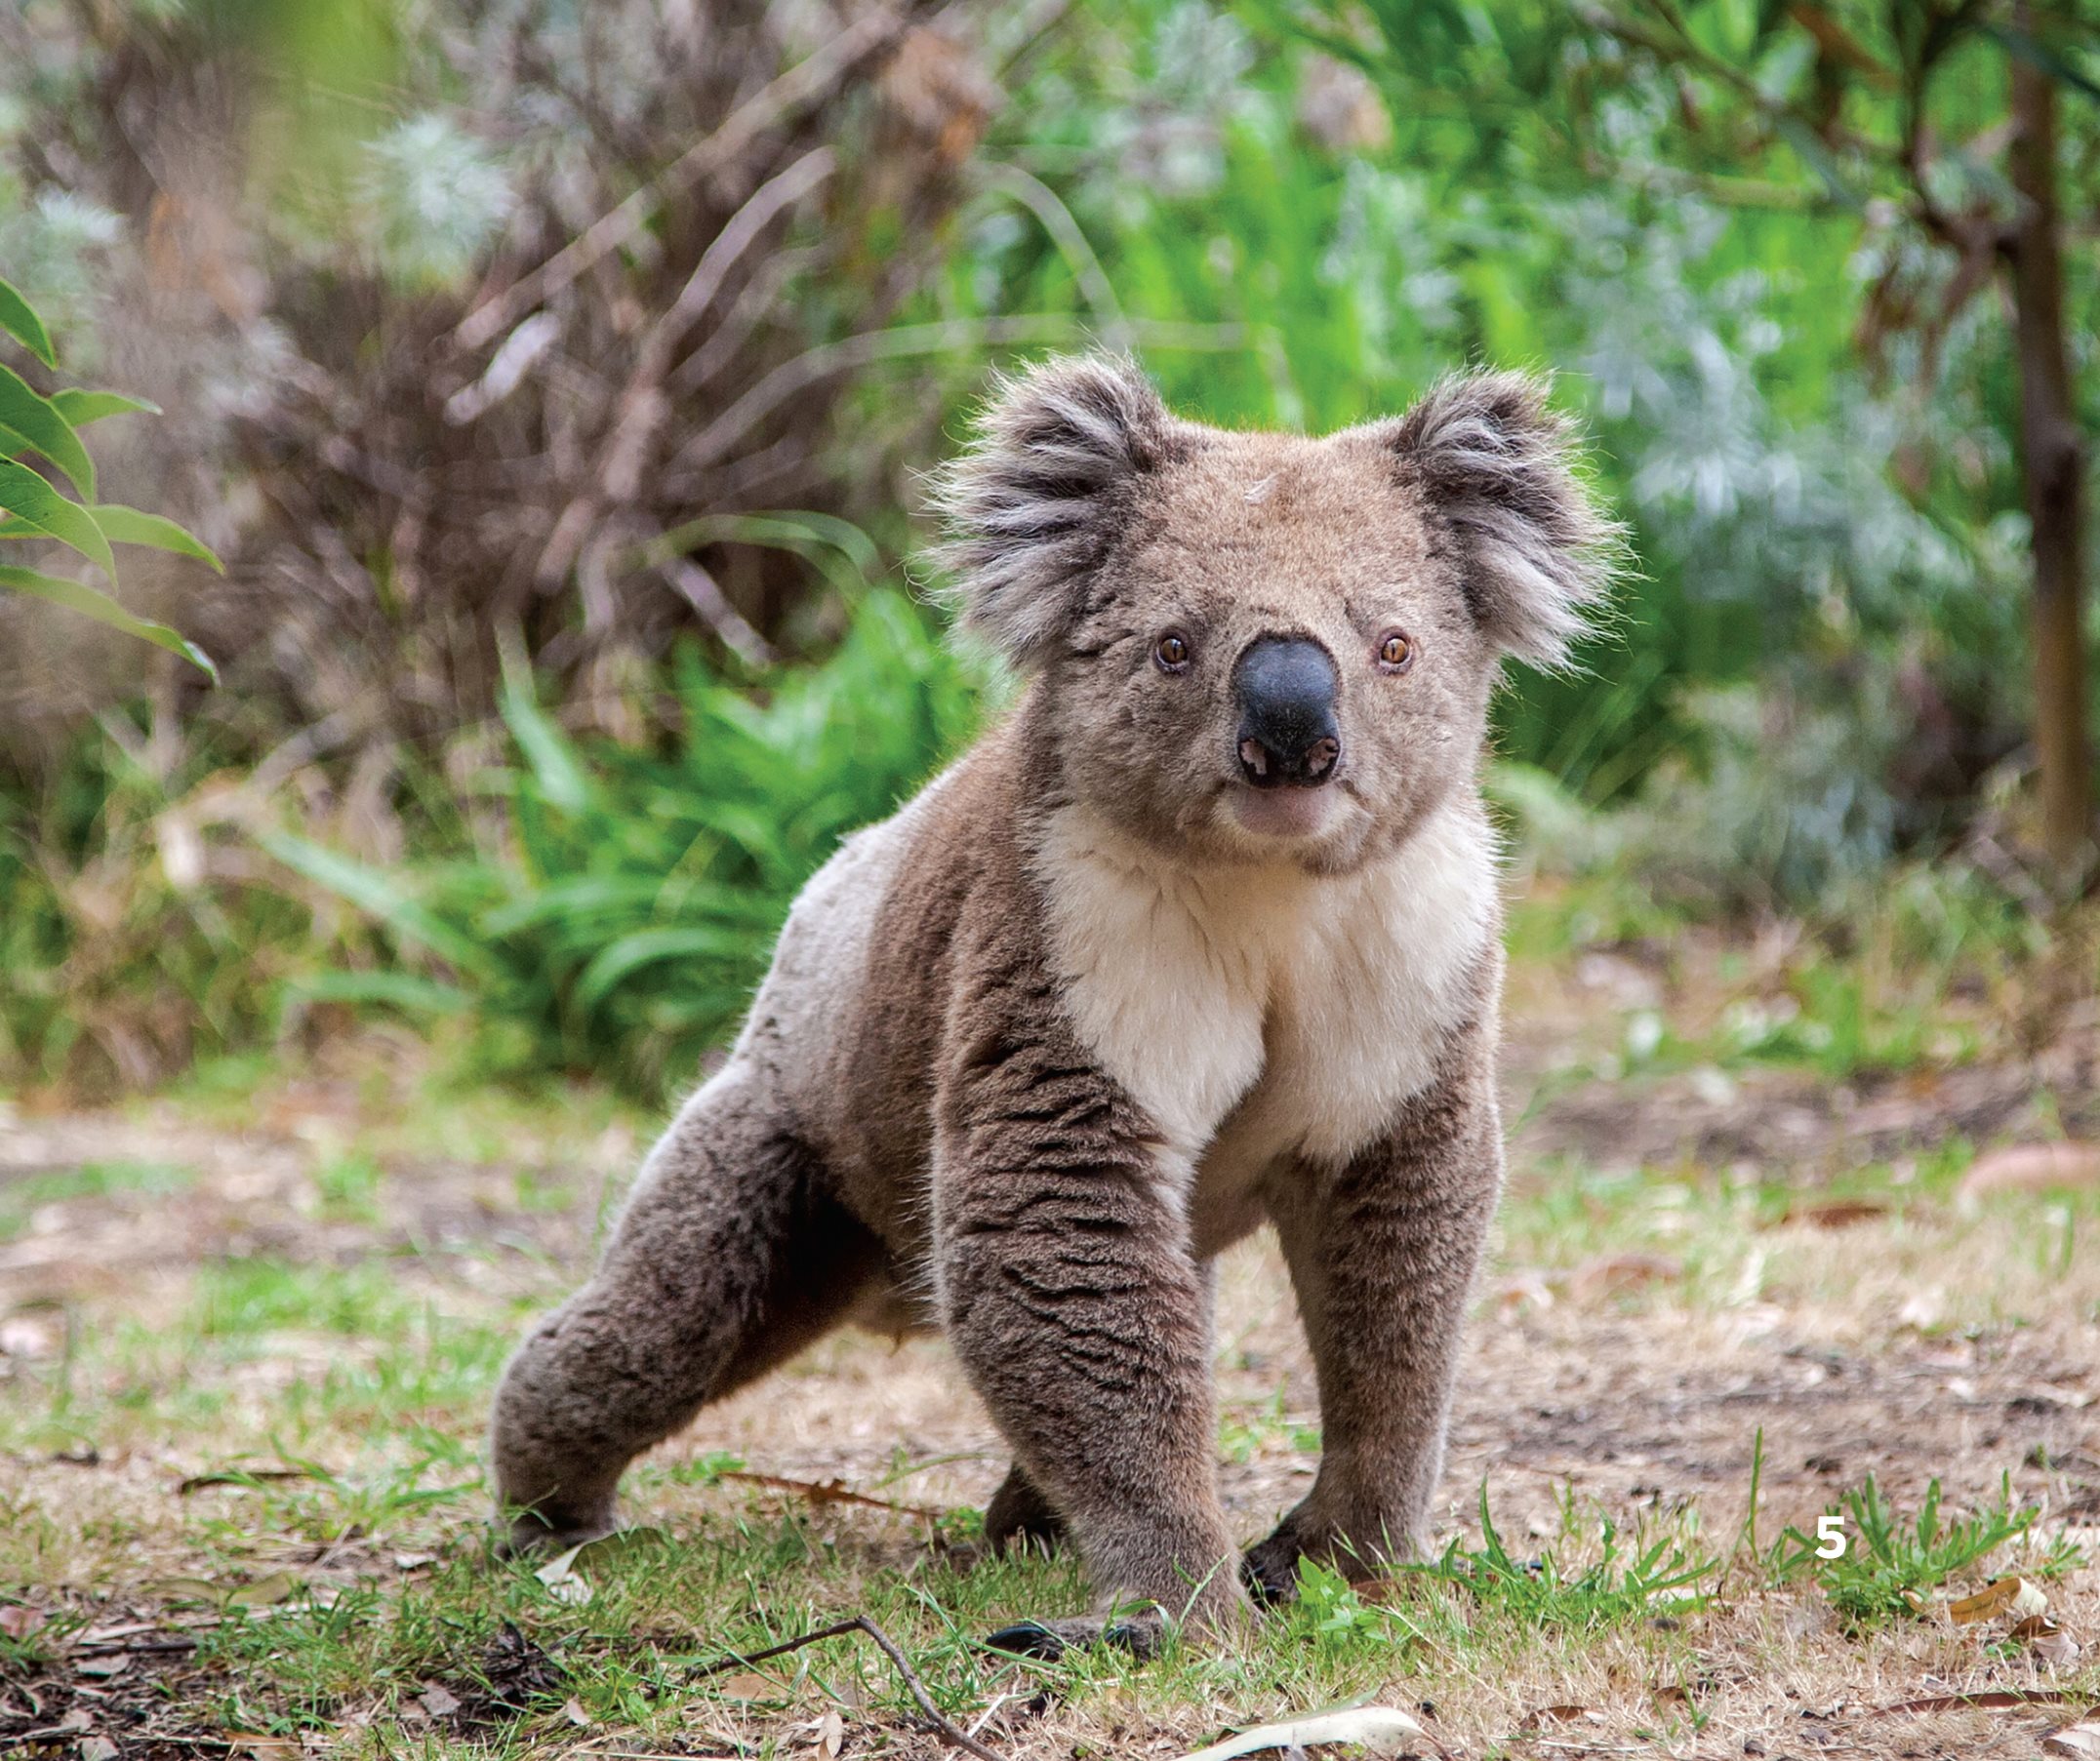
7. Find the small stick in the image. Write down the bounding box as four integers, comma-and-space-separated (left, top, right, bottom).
714, 1470, 942, 1521
70, 1637, 199, 1658
693, 1616, 1007, 1761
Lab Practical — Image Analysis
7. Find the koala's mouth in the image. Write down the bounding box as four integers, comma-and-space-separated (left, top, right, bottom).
1227, 780, 1340, 841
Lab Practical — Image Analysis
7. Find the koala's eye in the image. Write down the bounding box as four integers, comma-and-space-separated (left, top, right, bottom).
1154, 631, 1191, 673
1377, 630, 1415, 675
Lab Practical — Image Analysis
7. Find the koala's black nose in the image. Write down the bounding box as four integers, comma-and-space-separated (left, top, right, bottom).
1233, 636, 1341, 788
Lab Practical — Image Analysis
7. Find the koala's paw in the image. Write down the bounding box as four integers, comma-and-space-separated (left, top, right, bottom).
1239, 1528, 1308, 1606
983, 1610, 1164, 1661
492, 1511, 616, 1561
983, 1471, 1069, 1558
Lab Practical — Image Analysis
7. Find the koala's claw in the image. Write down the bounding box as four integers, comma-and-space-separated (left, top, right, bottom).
983, 1469, 1069, 1558
983, 1612, 1160, 1661
493, 1513, 616, 1561
1239, 1532, 1305, 1605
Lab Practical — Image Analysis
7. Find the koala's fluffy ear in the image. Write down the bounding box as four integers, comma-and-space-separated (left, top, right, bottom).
1390, 371, 1620, 670
933, 353, 1175, 666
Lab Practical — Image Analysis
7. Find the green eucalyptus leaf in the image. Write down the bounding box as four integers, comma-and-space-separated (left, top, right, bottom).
0, 563, 217, 679
0, 275, 55, 367
91, 503, 223, 572
0, 459, 116, 577
0, 362, 97, 499
51, 388, 160, 427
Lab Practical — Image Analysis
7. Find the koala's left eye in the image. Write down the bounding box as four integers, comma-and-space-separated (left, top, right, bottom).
1377, 630, 1415, 674
1154, 631, 1192, 673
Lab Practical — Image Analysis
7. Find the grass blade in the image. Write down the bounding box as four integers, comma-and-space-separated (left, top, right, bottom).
259, 830, 496, 979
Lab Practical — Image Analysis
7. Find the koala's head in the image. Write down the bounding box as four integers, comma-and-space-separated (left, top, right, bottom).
936, 354, 1618, 874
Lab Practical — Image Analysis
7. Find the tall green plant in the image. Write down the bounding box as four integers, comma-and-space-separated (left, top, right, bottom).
267, 589, 986, 1101
0, 273, 219, 676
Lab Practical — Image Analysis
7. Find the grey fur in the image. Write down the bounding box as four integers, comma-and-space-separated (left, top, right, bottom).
1386, 370, 1622, 669
490, 354, 1617, 1645
929, 354, 1181, 666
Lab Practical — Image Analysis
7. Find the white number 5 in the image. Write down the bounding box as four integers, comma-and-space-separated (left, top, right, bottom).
1814, 1514, 1847, 1559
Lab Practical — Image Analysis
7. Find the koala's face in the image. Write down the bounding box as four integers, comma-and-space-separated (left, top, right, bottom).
938, 357, 1615, 874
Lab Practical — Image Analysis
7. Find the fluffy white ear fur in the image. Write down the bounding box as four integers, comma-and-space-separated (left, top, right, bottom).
932, 353, 1173, 667
1389, 371, 1621, 670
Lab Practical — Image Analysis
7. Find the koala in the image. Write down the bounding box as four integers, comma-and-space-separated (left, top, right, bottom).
489, 354, 1615, 1654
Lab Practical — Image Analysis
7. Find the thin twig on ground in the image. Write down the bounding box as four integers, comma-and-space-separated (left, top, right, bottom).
69, 1637, 199, 1658
713, 1469, 942, 1520
692, 1615, 1007, 1761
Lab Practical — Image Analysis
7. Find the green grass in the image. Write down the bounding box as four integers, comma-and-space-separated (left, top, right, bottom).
113, 1483, 1727, 1749
0, 1157, 197, 1240
1769, 1474, 2084, 1626
1415, 1488, 1716, 1631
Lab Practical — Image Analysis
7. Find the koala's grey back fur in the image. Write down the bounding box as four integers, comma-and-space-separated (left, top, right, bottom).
491, 354, 1617, 1646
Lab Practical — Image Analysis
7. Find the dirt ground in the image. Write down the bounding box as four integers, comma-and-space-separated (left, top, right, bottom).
3, 964, 2098, 1758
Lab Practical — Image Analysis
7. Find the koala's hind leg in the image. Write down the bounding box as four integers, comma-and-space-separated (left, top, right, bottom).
490, 1064, 881, 1553
936, 1040, 1246, 1655
1241, 1027, 1501, 1602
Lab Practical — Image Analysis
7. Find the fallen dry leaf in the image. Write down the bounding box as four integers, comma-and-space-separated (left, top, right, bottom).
1516, 1703, 1592, 1733
531, 1526, 666, 1608
418, 1682, 462, 1719
226, 1571, 304, 1610
2015, 1615, 2082, 1667
1569, 1253, 1682, 1301
0, 1604, 45, 1640
1948, 1576, 2047, 1625
75, 1655, 130, 1680
2044, 1723, 2100, 1759
1875, 1688, 2081, 1714
710, 1670, 786, 1702
79, 1738, 118, 1761
532, 1543, 592, 1607
818, 1707, 845, 1755
562, 1697, 591, 1728
1177, 1703, 1426, 1761
1494, 1271, 1555, 1315
1958, 1142, 2100, 1200
1777, 1198, 1890, 1229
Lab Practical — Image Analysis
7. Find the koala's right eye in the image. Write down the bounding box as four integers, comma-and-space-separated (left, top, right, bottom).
1153, 632, 1192, 673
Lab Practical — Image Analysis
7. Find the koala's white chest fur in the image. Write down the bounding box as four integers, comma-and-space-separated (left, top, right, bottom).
1032, 797, 1499, 1212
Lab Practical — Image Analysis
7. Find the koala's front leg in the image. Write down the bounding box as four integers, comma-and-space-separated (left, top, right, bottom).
1245, 1026, 1502, 1600
935, 1037, 1245, 1653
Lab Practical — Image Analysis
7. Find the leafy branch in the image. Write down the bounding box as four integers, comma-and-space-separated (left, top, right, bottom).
0, 272, 221, 680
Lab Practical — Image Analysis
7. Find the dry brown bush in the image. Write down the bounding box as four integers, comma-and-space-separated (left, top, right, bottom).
0, 0, 1040, 771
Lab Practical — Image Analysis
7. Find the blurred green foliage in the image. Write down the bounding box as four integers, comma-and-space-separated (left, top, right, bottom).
1, 0, 2094, 1097
266, 590, 986, 1100
0, 275, 218, 670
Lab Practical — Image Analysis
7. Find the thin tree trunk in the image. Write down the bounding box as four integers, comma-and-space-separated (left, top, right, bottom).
2007, 6, 2089, 872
